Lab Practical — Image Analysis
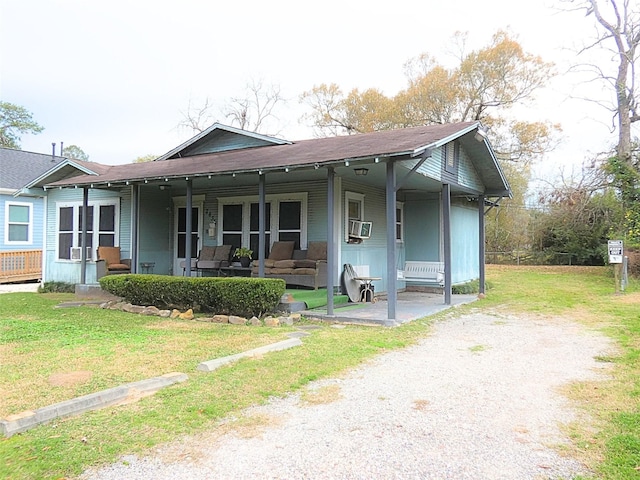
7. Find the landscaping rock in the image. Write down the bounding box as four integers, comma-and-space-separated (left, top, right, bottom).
229, 315, 247, 325
123, 304, 145, 314
170, 309, 181, 319
158, 310, 171, 318
280, 316, 294, 326
212, 315, 229, 323
142, 306, 160, 316
264, 316, 280, 327
179, 309, 194, 320
196, 317, 213, 322
249, 316, 262, 326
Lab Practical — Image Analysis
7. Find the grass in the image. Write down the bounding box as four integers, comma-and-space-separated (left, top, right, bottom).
1, 265, 639, 479
0, 292, 428, 479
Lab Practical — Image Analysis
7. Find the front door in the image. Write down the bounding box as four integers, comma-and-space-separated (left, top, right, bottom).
174, 206, 201, 275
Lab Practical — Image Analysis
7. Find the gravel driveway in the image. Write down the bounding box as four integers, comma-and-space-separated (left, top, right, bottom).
80, 309, 612, 480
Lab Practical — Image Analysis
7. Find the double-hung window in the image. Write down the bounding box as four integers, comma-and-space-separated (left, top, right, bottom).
5, 202, 32, 245
56, 201, 119, 260
344, 191, 365, 242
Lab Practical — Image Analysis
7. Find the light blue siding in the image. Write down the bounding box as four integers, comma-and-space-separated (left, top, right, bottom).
44, 187, 131, 284
458, 145, 483, 192
0, 194, 44, 251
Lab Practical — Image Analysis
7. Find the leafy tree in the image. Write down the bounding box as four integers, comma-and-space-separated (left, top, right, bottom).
133, 154, 157, 163
0, 101, 44, 149
62, 144, 89, 161
533, 165, 620, 264
301, 31, 559, 257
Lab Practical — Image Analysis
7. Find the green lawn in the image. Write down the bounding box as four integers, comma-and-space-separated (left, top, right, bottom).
0, 266, 639, 479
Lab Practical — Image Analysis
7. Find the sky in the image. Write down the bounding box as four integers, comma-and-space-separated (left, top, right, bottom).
0, 0, 630, 187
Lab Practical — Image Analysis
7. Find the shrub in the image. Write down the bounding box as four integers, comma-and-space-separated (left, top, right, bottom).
38, 281, 75, 293
452, 279, 492, 294
99, 274, 286, 317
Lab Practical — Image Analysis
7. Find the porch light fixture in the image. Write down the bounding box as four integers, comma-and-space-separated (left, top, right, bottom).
232, 173, 236, 178
314, 163, 320, 169
344, 160, 350, 167
208, 175, 212, 179
144, 179, 148, 184
374, 157, 380, 163
354, 168, 369, 176
285, 167, 289, 173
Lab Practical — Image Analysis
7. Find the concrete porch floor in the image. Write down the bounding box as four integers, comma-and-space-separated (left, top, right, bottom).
301, 291, 478, 326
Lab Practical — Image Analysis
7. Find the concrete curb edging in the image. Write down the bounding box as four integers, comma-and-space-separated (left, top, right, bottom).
197, 338, 303, 372
1, 372, 188, 438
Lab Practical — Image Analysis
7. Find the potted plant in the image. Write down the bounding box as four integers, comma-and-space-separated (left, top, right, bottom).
234, 247, 253, 268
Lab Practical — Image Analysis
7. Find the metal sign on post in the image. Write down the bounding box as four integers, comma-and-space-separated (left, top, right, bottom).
608, 240, 624, 264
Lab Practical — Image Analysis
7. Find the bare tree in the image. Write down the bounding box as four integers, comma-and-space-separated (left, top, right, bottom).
178, 80, 285, 135
223, 79, 284, 134
568, 0, 640, 161
178, 97, 215, 134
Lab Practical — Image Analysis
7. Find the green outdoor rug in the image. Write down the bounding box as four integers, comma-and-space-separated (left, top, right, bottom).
286, 288, 349, 310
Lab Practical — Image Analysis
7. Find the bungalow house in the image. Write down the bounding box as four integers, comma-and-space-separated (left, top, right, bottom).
0, 147, 70, 283
19, 122, 511, 323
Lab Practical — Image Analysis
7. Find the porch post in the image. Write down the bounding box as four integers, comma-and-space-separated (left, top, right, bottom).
478, 194, 485, 295
442, 184, 452, 305
386, 160, 397, 324
131, 184, 139, 274
185, 179, 193, 276
258, 173, 266, 277
326, 167, 335, 316
80, 186, 89, 284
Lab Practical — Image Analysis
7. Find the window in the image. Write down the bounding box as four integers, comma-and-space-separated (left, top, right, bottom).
56, 201, 119, 260
396, 202, 404, 242
344, 191, 365, 242
5, 202, 32, 244
218, 193, 307, 254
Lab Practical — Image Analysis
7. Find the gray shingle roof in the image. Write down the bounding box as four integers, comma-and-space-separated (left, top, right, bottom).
0, 147, 66, 190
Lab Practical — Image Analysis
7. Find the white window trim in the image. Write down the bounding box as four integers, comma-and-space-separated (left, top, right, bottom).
396, 201, 404, 243
217, 193, 308, 248
5, 201, 33, 245
344, 191, 365, 242
55, 199, 120, 262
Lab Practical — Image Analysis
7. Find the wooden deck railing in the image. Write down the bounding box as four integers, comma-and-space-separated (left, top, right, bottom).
0, 250, 42, 284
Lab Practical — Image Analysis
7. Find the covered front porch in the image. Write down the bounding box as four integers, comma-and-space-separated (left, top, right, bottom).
300, 291, 477, 326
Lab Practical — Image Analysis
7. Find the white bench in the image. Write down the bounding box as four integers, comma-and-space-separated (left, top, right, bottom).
400, 261, 444, 286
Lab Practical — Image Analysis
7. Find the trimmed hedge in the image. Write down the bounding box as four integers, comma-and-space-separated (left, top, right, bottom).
99, 274, 286, 317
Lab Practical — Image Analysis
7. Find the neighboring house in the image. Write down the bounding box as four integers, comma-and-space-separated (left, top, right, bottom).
20, 122, 511, 322
0, 148, 68, 283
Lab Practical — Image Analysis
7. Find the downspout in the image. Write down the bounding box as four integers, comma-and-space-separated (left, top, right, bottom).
80, 186, 89, 284
185, 179, 193, 276
326, 167, 335, 316
442, 184, 452, 305
258, 173, 266, 277
386, 160, 397, 324
478, 194, 485, 295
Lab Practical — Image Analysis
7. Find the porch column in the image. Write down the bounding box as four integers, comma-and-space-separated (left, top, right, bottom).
326, 167, 335, 315
131, 184, 139, 274
478, 194, 485, 295
80, 186, 89, 284
185, 179, 193, 276
442, 184, 452, 305
258, 173, 266, 277
386, 160, 397, 324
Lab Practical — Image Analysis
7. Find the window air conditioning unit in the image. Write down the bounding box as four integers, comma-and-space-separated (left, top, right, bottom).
349, 220, 372, 239
70, 246, 93, 261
